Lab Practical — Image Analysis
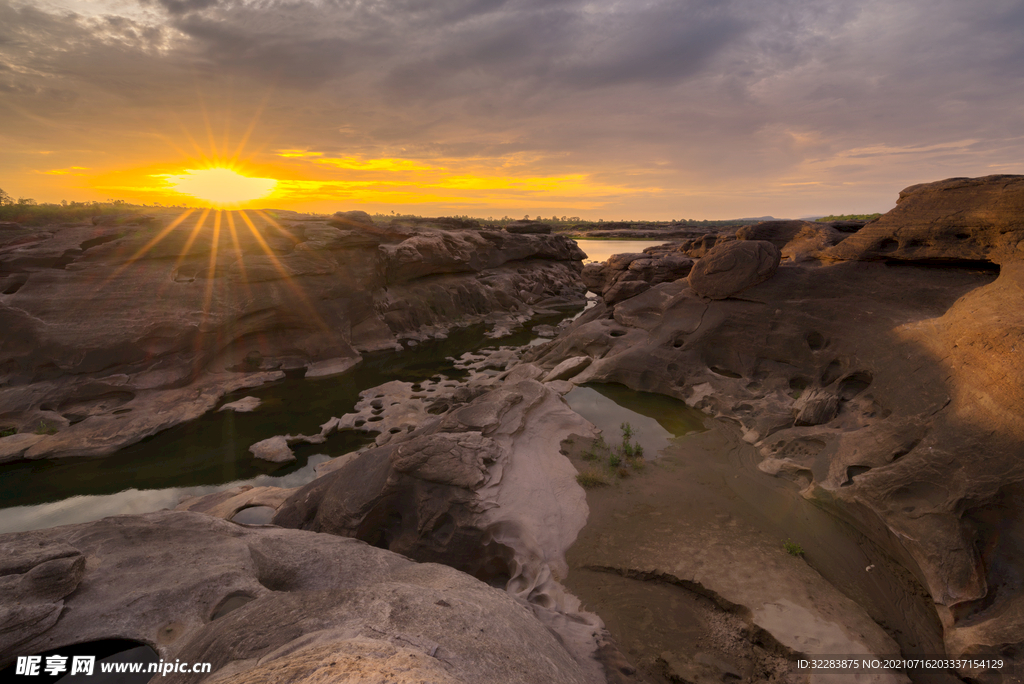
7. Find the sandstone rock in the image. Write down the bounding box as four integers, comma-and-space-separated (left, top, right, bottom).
543, 356, 593, 382
687, 240, 780, 299
0, 212, 587, 460
274, 379, 597, 613
0, 433, 46, 464
218, 396, 261, 412
175, 484, 298, 521
527, 177, 1024, 678
824, 175, 1024, 264
581, 252, 693, 304
0, 511, 593, 684
736, 220, 847, 262
828, 220, 870, 233
0, 539, 85, 654
793, 389, 839, 426
249, 436, 295, 463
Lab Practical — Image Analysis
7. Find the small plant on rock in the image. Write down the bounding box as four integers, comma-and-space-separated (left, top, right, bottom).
783, 539, 805, 557
34, 420, 59, 435
0, 426, 16, 438
608, 453, 621, 468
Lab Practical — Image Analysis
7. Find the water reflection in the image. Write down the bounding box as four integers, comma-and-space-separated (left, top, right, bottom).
564, 384, 706, 458
572, 239, 673, 264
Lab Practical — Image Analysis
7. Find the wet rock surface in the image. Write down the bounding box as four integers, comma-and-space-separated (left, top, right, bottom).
0, 211, 586, 460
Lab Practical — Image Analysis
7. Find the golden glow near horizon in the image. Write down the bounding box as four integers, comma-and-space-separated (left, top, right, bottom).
165, 168, 277, 207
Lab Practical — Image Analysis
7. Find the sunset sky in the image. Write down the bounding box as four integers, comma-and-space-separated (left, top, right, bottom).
2, 0, 1022, 219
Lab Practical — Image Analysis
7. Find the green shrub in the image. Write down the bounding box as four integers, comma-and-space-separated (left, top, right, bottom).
620, 422, 634, 442
783, 539, 805, 557
608, 453, 621, 468
0, 427, 16, 438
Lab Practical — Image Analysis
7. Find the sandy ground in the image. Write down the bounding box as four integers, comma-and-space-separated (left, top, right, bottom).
560, 422, 958, 684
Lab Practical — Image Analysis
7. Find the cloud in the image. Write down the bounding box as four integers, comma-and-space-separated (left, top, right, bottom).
2, 0, 1022, 216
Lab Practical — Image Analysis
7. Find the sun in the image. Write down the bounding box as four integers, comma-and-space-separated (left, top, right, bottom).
167, 167, 277, 206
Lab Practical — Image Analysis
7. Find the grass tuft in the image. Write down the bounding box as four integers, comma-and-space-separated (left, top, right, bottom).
576, 469, 610, 489
34, 420, 59, 435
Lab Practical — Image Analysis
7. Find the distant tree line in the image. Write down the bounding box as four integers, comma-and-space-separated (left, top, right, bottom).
815, 213, 882, 222
0, 187, 164, 226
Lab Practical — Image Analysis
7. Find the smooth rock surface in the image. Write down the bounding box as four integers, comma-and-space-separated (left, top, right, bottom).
248, 435, 295, 463
687, 240, 781, 299
218, 396, 261, 412
0, 511, 593, 684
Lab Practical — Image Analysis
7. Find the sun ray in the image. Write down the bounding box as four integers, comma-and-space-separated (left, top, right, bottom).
200, 210, 223, 327
95, 209, 196, 290
229, 89, 274, 165
225, 210, 252, 299
173, 208, 212, 269
153, 207, 212, 302
238, 210, 333, 334
198, 93, 220, 163
254, 209, 304, 245
176, 118, 214, 169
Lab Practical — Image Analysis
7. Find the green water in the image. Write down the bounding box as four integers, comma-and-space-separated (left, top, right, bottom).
0, 315, 570, 533
564, 383, 707, 456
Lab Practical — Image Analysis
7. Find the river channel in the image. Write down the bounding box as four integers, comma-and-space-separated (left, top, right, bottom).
0, 238, 676, 534
0, 237, 955, 681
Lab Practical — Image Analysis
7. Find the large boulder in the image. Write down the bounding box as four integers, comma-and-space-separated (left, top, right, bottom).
686, 240, 781, 299
0, 511, 593, 684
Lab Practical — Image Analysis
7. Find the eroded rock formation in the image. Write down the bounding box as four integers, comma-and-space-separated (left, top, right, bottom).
0, 212, 586, 461
524, 175, 1024, 680
0, 511, 593, 684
